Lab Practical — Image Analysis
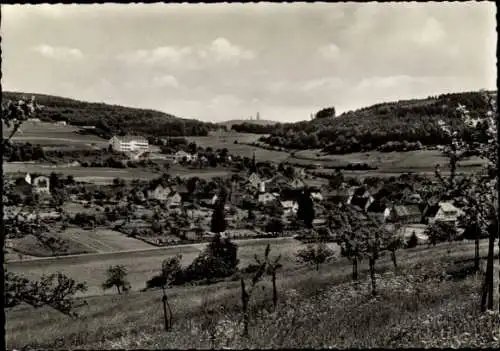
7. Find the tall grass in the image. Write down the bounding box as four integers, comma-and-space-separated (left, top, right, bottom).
6, 240, 499, 349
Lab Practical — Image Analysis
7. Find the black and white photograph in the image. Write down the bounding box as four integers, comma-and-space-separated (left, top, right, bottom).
1, 2, 498, 349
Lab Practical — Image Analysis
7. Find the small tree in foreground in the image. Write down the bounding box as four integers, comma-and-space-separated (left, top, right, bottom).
240, 244, 270, 336
297, 242, 335, 272
102, 265, 131, 294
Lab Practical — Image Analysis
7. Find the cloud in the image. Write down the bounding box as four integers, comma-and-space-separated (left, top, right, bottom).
118, 37, 255, 69
413, 17, 446, 45
152, 75, 180, 89
32, 44, 83, 61
118, 46, 193, 65
318, 43, 341, 61
206, 37, 255, 62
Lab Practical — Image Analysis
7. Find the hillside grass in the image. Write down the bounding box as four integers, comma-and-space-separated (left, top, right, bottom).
292, 149, 486, 172
5, 238, 305, 297
11, 234, 93, 257
6, 240, 499, 349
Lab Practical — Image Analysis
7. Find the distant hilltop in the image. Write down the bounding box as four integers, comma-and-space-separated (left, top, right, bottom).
220, 119, 281, 129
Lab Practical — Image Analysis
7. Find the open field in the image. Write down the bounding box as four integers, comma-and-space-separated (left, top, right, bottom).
58, 228, 156, 253
3, 163, 232, 184
6, 239, 499, 349
4, 120, 108, 148
292, 149, 486, 172
6, 237, 313, 297
10, 234, 92, 257
186, 132, 290, 162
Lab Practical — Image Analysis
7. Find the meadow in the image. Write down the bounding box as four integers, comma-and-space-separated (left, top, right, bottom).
186, 132, 291, 162
292, 149, 486, 172
6, 237, 312, 297
3, 120, 108, 149
6, 239, 499, 349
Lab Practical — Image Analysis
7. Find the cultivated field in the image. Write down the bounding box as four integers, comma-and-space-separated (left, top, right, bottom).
6, 240, 499, 349
6, 237, 321, 297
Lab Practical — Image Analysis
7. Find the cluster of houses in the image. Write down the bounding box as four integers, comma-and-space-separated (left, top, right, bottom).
325, 183, 464, 227
13, 173, 51, 198
108, 135, 214, 164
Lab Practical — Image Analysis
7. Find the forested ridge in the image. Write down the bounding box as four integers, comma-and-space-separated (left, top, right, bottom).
2, 92, 218, 138
250, 91, 496, 154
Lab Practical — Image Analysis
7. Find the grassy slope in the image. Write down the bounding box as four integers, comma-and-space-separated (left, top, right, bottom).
6, 240, 500, 349
5, 238, 307, 297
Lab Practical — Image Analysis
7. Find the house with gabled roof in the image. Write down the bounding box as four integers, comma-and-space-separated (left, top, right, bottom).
258, 192, 278, 205
248, 172, 262, 189
167, 192, 182, 208
348, 186, 375, 211
389, 204, 422, 224
425, 201, 464, 226
290, 178, 305, 189
280, 200, 299, 216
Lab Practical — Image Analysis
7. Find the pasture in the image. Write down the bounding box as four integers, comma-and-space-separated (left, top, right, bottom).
3, 163, 232, 184
186, 132, 290, 162
292, 149, 486, 173
3, 120, 108, 149
5, 239, 499, 349
6, 237, 327, 297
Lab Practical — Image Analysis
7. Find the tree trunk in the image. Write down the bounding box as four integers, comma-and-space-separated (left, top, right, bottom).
116, 285, 121, 295
481, 230, 495, 311
240, 278, 249, 336
316, 262, 320, 271
391, 249, 397, 272
352, 258, 358, 281
369, 257, 377, 296
162, 286, 169, 331
487, 231, 495, 310
272, 272, 278, 309
475, 233, 480, 272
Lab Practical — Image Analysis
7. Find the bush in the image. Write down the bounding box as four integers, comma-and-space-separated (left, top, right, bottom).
406, 232, 419, 248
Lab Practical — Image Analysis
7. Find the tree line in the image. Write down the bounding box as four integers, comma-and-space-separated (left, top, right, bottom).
254, 91, 492, 153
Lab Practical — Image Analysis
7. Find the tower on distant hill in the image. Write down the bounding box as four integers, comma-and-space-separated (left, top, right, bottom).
256, 112, 260, 121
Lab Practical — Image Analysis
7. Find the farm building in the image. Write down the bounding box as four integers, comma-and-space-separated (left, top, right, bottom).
14, 173, 50, 196
147, 184, 173, 201
166, 192, 182, 208
290, 178, 305, 189
247, 172, 262, 189
258, 192, 278, 204
109, 135, 149, 152
389, 205, 422, 224
349, 186, 375, 211
367, 199, 392, 222
281, 200, 299, 216
310, 191, 324, 202
325, 187, 356, 206
425, 202, 464, 226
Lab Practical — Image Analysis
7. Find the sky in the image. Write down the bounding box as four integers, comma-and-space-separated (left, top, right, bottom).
1, 2, 497, 123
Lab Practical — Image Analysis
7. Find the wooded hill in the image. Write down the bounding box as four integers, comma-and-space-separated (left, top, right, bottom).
2, 92, 219, 138
258, 91, 496, 154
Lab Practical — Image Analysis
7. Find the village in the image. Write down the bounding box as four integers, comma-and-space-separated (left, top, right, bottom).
4, 132, 468, 258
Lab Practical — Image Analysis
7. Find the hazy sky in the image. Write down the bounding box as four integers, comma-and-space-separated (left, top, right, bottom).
2, 2, 497, 122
